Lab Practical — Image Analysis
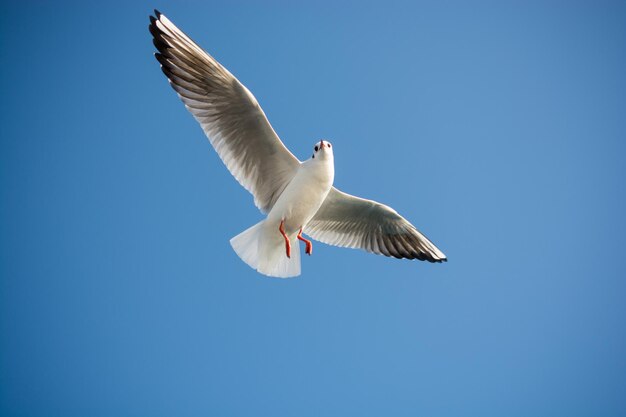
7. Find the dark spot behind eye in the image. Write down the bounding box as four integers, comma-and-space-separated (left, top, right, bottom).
314, 145, 319, 152
312, 154, 315, 158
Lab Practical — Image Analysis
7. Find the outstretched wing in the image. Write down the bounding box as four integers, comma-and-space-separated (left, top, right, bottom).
149, 10, 300, 213
305, 188, 447, 262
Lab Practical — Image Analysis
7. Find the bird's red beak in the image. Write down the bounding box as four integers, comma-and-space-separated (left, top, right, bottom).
320, 140, 325, 148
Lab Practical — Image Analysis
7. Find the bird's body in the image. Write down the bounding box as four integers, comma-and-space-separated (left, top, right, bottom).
149, 10, 447, 278
231, 141, 334, 277
268, 142, 334, 235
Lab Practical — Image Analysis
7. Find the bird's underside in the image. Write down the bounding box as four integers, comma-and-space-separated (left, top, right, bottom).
149, 10, 447, 277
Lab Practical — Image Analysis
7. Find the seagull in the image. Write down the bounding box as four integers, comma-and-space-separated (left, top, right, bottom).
149, 10, 447, 278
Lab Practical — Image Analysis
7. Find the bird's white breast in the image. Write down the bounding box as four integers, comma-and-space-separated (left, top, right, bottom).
267, 157, 334, 234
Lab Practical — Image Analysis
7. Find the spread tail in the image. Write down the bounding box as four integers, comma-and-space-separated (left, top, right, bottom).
230, 220, 301, 278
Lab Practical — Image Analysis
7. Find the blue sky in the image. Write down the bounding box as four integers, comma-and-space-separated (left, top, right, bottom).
1, 1, 625, 416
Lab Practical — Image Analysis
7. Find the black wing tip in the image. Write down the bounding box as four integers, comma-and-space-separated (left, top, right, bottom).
403, 250, 447, 263
379, 250, 447, 263
149, 10, 163, 30
148, 15, 160, 37
423, 253, 447, 263
149, 10, 160, 25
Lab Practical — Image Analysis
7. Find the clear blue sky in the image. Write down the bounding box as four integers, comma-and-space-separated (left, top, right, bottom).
1, 1, 625, 416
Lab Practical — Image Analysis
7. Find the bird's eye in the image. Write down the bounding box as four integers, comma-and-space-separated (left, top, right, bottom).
314, 145, 319, 152
328, 143, 331, 148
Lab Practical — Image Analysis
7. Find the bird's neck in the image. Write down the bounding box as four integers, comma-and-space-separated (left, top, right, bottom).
305, 157, 334, 186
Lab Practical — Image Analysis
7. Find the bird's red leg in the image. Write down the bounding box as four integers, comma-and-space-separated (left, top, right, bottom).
297, 228, 313, 256
279, 220, 291, 258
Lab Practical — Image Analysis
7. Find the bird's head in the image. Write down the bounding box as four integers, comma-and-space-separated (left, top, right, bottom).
311, 139, 333, 161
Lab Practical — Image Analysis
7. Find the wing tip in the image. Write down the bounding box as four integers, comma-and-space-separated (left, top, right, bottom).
424, 250, 447, 263
149, 10, 166, 35
149, 10, 161, 27
414, 254, 447, 263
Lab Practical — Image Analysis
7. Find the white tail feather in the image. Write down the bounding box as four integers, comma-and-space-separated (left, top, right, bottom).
230, 220, 301, 278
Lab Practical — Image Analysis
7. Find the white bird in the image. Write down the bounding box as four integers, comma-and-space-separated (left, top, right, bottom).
149, 10, 447, 278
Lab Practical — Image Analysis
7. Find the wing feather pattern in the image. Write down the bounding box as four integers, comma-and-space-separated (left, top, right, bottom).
149, 10, 300, 213
305, 188, 447, 262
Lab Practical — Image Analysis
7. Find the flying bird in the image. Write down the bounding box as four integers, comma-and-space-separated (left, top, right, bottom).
149, 10, 447, 278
